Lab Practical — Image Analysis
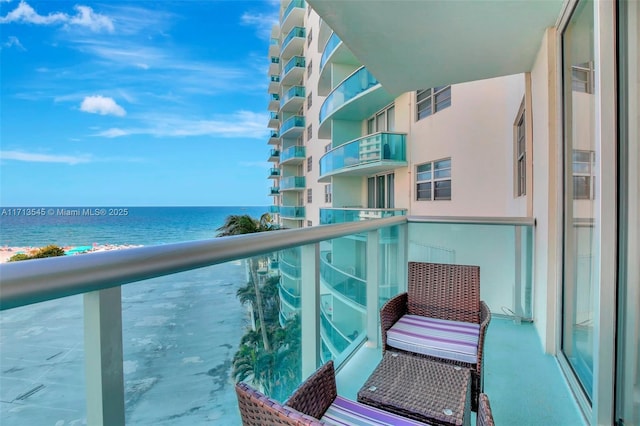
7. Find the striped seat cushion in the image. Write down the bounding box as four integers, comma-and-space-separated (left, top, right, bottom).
321, 396, 429, 425
386, 314, 480, 364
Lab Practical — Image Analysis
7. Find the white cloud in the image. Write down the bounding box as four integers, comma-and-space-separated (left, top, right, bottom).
80, 95, 126, 116
3, 35, 24, 50
240, 11, 278, 40
0, 1, 113, 33
0, 150, 91, 165
95, 110, 267, 139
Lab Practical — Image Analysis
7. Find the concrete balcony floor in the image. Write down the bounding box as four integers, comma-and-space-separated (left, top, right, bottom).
336, 317, 587, 426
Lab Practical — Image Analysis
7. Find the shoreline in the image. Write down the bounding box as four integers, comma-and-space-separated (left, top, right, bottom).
0, 244, 142, 263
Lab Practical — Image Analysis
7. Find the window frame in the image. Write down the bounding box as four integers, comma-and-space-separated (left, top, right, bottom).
416, 86, 451, 121
416, 158, 452, 201
515, 98, 527, 197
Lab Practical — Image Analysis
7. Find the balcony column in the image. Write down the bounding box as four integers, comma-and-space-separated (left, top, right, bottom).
84, 287, 125, 426
366, 230, 380, 347
300, 243, 320, 377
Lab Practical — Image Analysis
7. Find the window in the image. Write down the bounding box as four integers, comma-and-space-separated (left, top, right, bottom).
324, 184, 332, 203
307, 188, 312, 203
515, 100, 526, 197
307, 220, 312, 227
416, 86, 451, 121
307, 60, 312, 78
367, 173, 395, 208
366, 104, 395, 133
572, 62, 594, 94
307, 156, 312, 172
572, 150, 595, 199
416, 158, 451, 201
307, 28, 312, 47
307, 124, 312, 141
307, 92, 312, 109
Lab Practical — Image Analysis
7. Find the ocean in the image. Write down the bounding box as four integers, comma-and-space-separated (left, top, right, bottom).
0, 206, 270, 247
0, 206, 270, 425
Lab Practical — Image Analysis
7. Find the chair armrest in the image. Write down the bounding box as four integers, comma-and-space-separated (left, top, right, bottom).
477, 301, 491, 377
380, 292, 408, 352
285, 361, 337, 420
477, 393, 495, 426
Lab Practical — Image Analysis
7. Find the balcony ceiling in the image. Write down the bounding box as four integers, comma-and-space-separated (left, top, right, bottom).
307, 0, 563, 95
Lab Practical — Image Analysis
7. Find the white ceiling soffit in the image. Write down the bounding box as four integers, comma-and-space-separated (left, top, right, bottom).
308, 0, 564, 95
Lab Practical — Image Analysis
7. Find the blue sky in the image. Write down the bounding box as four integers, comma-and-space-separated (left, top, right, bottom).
0, 0, 279, 206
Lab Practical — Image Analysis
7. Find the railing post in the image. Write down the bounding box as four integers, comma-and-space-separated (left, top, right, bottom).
300, 243, 320, 378
366, 230, 380, 347
84, 287, 125, 426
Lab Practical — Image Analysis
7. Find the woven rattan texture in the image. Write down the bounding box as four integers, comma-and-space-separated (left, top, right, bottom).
285, 361, 337, 420
358, 352, 471, 426
235, 382, 324, 425
406, 262, 480, 322
477, 394, 495, 426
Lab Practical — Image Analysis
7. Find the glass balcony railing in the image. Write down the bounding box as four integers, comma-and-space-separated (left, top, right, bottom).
270, 56, 280, 65
268, 167, 280, 178
281, 26, 305, 56
283, 56, 305, 77
270, 75, 280, 83
282, 0, 305, 27
320, 32, 341, 71
279, 256, 301, 278
280, 86, 305, 109
319, 132, 407, 178
280, 115, 305, 135
269, 187, 280, 195
0, 215, 548, 425
269, 205, 279, 213
279, 176, 306, 190
319, 67, 380, 125
269, 149, 280, 158
320, 208, 407, 225
279, 205, 305, 218
280, 145, 306, 163
270, 93, 280, 102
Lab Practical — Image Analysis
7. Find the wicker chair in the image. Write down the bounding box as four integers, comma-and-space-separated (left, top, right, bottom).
236, 361, 429, 425
477, 393, 495, 426
380, 262, 491, 411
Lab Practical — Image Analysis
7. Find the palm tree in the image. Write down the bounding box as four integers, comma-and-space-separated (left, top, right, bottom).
216, 214, 275, 351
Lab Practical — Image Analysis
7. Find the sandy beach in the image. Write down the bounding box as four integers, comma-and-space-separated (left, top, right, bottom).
0, 244, 142, 263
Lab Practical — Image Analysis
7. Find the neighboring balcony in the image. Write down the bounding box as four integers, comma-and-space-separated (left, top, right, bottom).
268, 149, 280, 162
280, 115, 305, 138
268, 131, 279, 145
268, 93, 280, 112
268, 37, 279, 57
279, 176, 306, 191
280, 0, 305, 35
268, 75, 280, 94
281, 26, 305, 60
269, 186, 280, 196
318, 67, 394, 139
280, 145, 306, 165
269, 205, 279, 213
267, 112, 279, 129
320, 253, 366, 308
319, 208, 407, 225
268, 56, 280, 76
280, 205, 305, 219
281, 56, 305, 86
280, 86, 305, 113
319, 132, 407, 182
268, 167, 280, 179
318, 32, 360, 96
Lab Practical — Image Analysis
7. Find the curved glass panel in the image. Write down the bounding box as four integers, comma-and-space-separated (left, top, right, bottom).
319, 67, 379, 124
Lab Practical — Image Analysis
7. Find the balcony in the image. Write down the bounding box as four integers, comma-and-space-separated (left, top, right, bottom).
268, 149, 280, 162
280, 26, 305, 60
268, 167, 280, 179
319, 132, 407, 182
318, 32, 360, 96
279, 176, 306, 191
268, 56, 280, 76
281, 56, 305, 86
269, 205, 280, 213
280, 85, 305, 113
268, 74, 280, 94
279, 205, 305, 219
268, 93, 280, 112
280, 115, 305, 138
318, 67, 394, 139
281, 0, 305, 35
268, 130, 279, 145
280, 145, 306, 165
267, 111, 279, 129
0, 217, 585, 426
320, 208, 407, 225
269, 186, 280, 196
320, 252, 367, 308
268, 37, 279, 57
